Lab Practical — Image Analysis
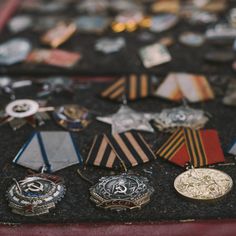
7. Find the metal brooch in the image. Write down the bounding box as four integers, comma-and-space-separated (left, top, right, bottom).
0, 99, 54, 130
153, 106, 209, 132
90, 173, 154, 211
53, 104, 92, 131
7, 174, 65, 216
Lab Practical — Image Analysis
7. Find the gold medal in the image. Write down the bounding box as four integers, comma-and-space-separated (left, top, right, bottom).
174, 168, 233, 201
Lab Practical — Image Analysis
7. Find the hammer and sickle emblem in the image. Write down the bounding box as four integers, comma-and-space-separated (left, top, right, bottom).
24, 181, 44, 193
13, 103, 30, 113
113, 180, 127, 195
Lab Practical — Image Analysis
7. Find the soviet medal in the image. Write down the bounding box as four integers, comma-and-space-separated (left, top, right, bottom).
7, 174, 65, 216
7, 131, 83, 216
153, 106, 209, 132
90, 173, 154, 211
0, 99, 54, 130
155, 128, 233, 201
174, 168, 233, 201
53, 104, 92, 131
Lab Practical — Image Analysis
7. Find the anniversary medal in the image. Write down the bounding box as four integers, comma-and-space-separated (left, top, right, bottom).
90, 173, 154, 211
0, 99, 54, 130
53, 104, 92, 131
174, 168, 233, 201
156, 128, 233, 201
7, 131, 83, 216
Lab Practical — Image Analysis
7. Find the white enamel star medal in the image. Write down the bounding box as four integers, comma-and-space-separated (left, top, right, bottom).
97, 105, 154, 134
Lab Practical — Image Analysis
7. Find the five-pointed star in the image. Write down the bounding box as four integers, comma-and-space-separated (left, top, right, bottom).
96, 105, 154, 134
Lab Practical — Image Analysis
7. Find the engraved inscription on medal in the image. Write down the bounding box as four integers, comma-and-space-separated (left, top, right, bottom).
174, 168, 233, 200
90, 174, 154, 210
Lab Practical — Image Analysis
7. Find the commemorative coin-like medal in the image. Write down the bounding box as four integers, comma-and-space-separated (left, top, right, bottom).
153, 106, 209, 132
90, 174, 154, 211
7, 174, 65, 216
0, 38, 31, 65
53, 104, 92, 131
174, 168, 233, 201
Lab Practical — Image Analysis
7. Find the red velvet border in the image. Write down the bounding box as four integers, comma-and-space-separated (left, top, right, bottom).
0, 219, 236, 236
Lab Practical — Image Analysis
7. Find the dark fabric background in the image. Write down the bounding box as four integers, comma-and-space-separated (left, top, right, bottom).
0, 0, 236, 224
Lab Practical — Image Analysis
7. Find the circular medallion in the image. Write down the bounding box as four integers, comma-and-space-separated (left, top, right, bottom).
90, 174, 154, 211
174, 168, 233, 201
5, 99, 39, 118
53, 104, 92, 131
7, 175, 65, 216
179, 32, 205, 47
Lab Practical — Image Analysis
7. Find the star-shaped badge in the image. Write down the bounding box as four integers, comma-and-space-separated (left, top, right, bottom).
97, 105, 154, 134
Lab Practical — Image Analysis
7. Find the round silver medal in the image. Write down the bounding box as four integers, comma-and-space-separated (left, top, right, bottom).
90, 174, 154, 211
5, 99, 39, 118
174, 168, 233, 201
7, 175, 65, 216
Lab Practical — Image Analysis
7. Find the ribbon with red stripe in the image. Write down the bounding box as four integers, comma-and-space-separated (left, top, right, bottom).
156, 128, 225, 168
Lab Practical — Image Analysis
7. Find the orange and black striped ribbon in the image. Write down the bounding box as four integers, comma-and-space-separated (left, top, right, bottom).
183, 128, 208, 167
100, 74, 154, 101
156, 129, 185, 162
156, 128, 223, 168
86, 131, 156, 170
